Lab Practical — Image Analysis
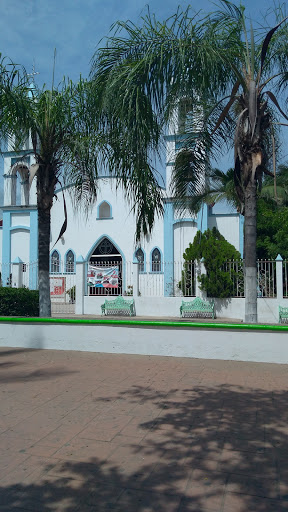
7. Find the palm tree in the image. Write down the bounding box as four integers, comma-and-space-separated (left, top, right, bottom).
1, 75, 164, 317
260, 164, 288, 205
174, 167, 243, 213
1, 78, 92, 317
91, 2, 288, 323
0, 53, 27, 142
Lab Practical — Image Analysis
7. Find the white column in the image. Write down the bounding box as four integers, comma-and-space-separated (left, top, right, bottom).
20, 178, 29, 206
3, 174, 17, 206
29, 176, 37, 206
75, 256, 86, 315
12, 257, 23, 288
133, 261, 139, 297
276, 254, 283, 301
195, 258, 207, 299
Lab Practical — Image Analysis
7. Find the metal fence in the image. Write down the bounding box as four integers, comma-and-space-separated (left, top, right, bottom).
257, 260, 276, 298
222, 259, 277, 298
50, 262, 76, 314
88, 260, 126, 297
222, 260, 245, 298
0, 258, 285, 304
173, 261, 196, 297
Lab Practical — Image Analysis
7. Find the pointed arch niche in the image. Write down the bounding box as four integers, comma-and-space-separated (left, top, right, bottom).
87, 236, 124, 296
97, 201, 112, 219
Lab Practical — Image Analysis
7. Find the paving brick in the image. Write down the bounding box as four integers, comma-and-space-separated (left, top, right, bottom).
1, 347, 288, 512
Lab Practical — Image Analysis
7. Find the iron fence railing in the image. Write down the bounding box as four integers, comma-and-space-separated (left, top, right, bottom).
257, 260, 276, 298
0, 258, 283, 301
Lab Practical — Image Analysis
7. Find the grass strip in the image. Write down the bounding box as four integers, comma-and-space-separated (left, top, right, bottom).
0, 316, 287, 331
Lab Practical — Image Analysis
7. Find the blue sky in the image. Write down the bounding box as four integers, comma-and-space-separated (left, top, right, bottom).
0, 0, 275, 87
0, 0, 286, 208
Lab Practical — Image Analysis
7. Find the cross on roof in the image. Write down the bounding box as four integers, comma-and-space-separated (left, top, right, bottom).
27, 63, 40, 80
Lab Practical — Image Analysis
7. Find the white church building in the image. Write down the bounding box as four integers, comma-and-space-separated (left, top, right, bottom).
0, 125, 244, 316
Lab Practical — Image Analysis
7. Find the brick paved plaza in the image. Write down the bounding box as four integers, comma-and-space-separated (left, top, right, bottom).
0, 346, 288, 511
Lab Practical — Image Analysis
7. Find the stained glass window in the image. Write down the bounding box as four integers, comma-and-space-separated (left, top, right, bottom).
152, 248, 161, 272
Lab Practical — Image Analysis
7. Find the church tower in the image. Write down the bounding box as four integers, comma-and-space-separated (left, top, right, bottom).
1, 132, 38, 288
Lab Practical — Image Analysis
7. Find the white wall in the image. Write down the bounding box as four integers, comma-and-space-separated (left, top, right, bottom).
50, 180, 164, 268
173, 222, 197, 261
11, 213, 30, 227
0, 321, 287, 364
80, 295, 283, 324
208, 214, 240, 252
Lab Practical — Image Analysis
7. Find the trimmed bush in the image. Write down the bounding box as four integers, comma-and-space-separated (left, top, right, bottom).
180, 227, 241, 298
0, 287, 39, 317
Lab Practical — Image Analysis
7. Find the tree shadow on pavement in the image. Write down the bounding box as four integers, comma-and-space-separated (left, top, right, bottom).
1, 384, 288, 511
0, 367, 78, 383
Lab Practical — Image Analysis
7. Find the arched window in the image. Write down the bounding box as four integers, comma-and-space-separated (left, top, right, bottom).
65, 250, 75, 273
135, 248, 144, 273
98, 201, 111, 219
151, 248, 161, 272
51, 250, 60, 273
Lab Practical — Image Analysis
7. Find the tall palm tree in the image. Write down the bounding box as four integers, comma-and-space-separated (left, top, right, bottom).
1, 75, 163, 317
1, 78, 93, 317
91, 2, 288, 323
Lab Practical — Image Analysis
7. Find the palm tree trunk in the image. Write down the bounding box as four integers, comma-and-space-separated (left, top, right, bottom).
38, 202, 52, 317
244, 178, 257, 323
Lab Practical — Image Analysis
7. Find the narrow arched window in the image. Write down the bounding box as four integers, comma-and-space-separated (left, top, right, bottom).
152, 248, 161, 272
99, 201, 111, 219
51, 250, 60, 273
135, 248, 144, 273
65, 250, 75, 273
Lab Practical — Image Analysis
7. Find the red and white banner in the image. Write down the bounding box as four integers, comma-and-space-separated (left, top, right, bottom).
87, 265, 119, 288
50, 277, 65, 296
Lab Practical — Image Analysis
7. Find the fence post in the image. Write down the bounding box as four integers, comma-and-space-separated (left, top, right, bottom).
133, 261, 139, 297
276, 254, 283, 301
195, 258, 207, 299
75, 256, 86, 315
11, 257, 23, 288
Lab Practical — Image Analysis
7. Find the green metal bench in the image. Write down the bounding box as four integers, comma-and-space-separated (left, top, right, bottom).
180, 297, 215, 319
279, 305, 288, 323
101, 296, 135, 316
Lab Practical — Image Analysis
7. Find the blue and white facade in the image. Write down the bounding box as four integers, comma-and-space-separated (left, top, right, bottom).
0, 130, 244, 298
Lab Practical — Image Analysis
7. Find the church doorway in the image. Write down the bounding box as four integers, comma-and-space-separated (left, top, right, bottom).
88, 237, 123, 296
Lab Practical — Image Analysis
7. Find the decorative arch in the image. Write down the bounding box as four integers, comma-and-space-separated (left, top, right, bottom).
86, 235, 124, 262
64, 249, 76, 273
97, 200, 112, 219
7, 160, 30, 206
86, 235, 125, 296
150, 246, 163, 273
50, 249, 61, 274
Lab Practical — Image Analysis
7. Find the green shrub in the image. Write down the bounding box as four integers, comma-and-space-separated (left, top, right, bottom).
66, 285, 76, 303
180, 227, 242, 298
0, 287, 39, 317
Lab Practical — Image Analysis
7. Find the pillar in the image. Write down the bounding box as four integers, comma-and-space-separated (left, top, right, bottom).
12, 257, 23, 288
75, 256, 86, 315
133, 261, 139, 297
276, 254, 283, 301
